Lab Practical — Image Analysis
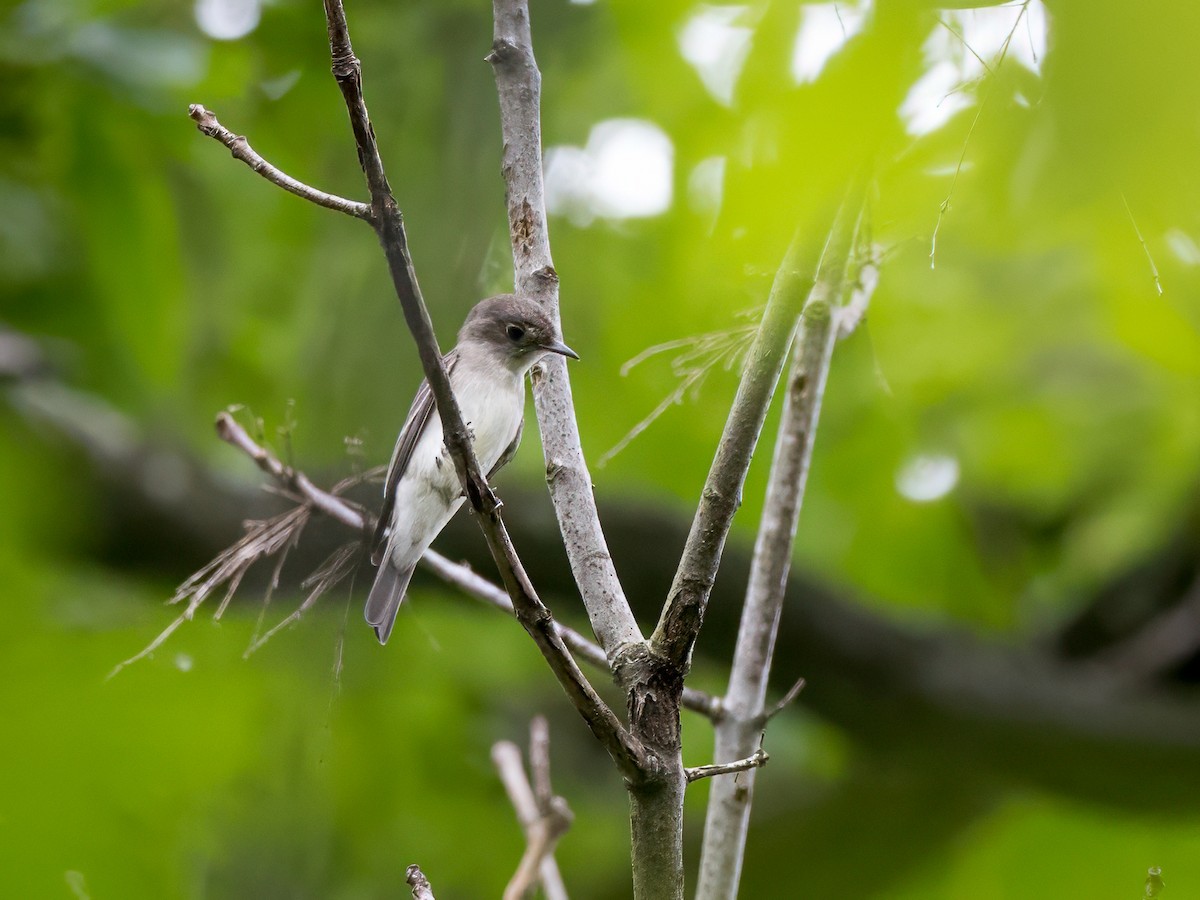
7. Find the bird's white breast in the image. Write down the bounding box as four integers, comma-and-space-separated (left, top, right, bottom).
453, 360, 526, 473
386, 360, 525, 570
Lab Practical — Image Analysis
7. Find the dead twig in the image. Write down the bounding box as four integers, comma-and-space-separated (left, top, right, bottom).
492, 718, 574, 900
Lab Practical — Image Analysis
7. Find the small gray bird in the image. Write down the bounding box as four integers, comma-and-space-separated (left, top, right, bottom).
365, 294, 579, 643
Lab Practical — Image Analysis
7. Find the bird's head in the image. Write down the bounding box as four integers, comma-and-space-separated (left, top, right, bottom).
459, 294, 579, 373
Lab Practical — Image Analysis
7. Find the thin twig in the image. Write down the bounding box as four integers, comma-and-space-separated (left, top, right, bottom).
763, 676, 808, 724
216, 411, 368, 532
930, 0, 1030, 269
107, 612, 189, 679
1121, 190, 1164, 296
938, 17, 993, 74
492, 734, 573, 900
685, 749, 769, 784
599, 321, 759, 467
242, 542, 359, 656
188, 105, 372, 221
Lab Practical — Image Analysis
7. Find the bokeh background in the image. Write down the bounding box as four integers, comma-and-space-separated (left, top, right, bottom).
2, 0, 1199, 896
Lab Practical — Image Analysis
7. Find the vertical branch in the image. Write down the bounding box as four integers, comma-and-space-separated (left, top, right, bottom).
650, 187, 862, 672
489, 0, 643, 659
694, 207, 859, 899
626, 192, 861, 899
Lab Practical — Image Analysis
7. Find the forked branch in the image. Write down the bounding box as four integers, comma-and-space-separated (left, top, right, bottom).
651, 185, 864, 672
696, 199, 865, 900
492, 718, 574, 900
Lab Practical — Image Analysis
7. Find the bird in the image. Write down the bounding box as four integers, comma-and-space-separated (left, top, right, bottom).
365, 294, 579, 644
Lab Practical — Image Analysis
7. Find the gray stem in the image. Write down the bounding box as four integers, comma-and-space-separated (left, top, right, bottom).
695, 245, 848, 898
489, 0, 643, 660
650, 186, 861, 672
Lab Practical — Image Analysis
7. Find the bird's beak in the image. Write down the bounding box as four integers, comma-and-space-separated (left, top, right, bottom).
541, 339, 580, 360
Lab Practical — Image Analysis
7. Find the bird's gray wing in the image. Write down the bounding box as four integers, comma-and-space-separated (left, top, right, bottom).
369, 349, 459, 565
487, 415, 523, 480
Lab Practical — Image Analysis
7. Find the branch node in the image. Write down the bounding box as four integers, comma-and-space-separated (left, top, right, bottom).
405, 864, 436, 900
488, 38, 520, 65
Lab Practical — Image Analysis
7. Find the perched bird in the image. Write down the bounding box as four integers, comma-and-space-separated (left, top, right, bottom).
365, 294, 579, 643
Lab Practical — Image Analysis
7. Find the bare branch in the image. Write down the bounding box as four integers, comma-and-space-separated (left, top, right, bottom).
529, 714, 554, 809
697, 203, 860, 898
321, 0, 485, 510
188, 105, 371, 221
405, 864, 436, 900
215, 412, 368, 532
489, 0, 643, 659
651, 184, 864, 672
685, 749, 769, 784
492, 733, 573, 900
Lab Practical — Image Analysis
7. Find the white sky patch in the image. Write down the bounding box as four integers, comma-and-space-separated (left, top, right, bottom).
900, 1, 1048, 136
896, 453, 960, 502
900, 60, 973, 136
1165, 228, 1200, 266
791, 0, 872, 84
195, 0, 260, 41
545, 119, 674, 226
678, 5, 753, 106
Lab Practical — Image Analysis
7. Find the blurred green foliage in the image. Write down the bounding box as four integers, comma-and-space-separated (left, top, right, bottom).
2, 0, 1199, 896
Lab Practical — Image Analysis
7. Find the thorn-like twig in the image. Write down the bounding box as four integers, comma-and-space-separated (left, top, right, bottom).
1121, 190, 1164, 297
685, 749, 770, 784
763, 676, 807, 723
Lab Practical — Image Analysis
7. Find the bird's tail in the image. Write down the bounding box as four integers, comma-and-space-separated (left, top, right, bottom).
364, 560, 416, 645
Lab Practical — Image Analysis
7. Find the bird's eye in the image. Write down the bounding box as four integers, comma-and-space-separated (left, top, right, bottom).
505, 324, 526, 341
